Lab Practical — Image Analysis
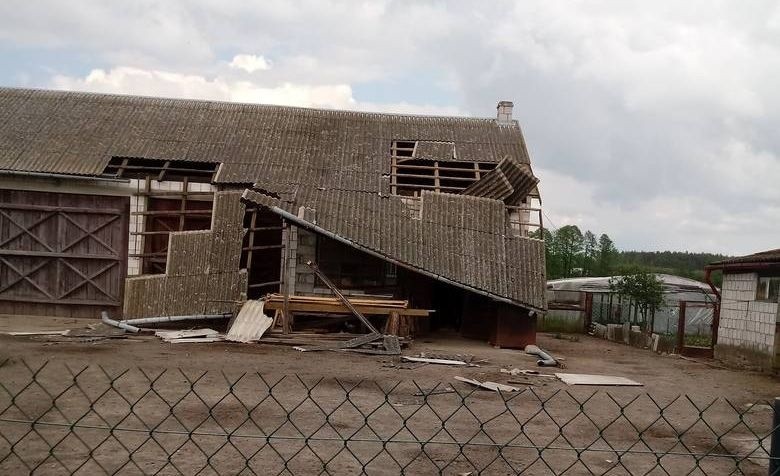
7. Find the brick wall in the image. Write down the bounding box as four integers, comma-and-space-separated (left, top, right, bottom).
715, 272, 779, 369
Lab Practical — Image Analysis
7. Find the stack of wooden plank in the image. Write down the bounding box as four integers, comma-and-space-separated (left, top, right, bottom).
264, 294, 415, 313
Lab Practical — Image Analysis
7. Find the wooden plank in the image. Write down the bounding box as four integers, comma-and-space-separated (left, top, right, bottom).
454, 376, 520, 392
263, 301, 430, 316
402, 356, 467, 366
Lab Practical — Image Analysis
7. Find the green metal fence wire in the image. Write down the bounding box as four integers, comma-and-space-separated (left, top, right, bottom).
0, 359, 777, 475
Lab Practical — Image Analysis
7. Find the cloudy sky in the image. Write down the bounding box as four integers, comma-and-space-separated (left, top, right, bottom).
1, 1, 778, 256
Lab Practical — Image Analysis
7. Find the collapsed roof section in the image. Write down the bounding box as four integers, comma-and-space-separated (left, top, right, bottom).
462, 155, 539, 205
242, 186, 546, 312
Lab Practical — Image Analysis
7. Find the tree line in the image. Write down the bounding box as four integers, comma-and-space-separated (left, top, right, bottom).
535, 225, 730, 284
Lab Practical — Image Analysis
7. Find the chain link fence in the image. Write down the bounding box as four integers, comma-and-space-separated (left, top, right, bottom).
0, 359, 777, 475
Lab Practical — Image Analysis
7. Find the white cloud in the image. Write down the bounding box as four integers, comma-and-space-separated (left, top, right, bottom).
50, 65, 462, 116
228, 54, 271, 73
3, 0, 780, 254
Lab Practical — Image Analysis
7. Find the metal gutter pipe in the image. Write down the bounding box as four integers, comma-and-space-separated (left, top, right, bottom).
121, 313, 232, 326
524, 344, 558, 367
101, 311, 140, 333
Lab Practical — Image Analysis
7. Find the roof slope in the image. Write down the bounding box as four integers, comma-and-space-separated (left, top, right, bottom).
0, 87, 546, 311
710, 248, 780, 266
0, 88, 531, 190
244, 188, 546, 311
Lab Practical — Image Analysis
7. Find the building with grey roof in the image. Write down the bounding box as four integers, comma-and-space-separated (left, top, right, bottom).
0, 88, 546, 347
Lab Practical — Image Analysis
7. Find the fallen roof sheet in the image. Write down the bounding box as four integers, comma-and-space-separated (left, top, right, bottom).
225, 300, 273, 343
463, 155, 539, 205
555, 373, 643, 386
243, 188, 547, 311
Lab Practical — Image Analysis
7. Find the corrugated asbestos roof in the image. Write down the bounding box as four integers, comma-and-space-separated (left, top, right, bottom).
462, 155, 539, 205
0, 88, 532, 186
0, 87, 546, 311
243, 188, 546, 311
710, 248, 780, 266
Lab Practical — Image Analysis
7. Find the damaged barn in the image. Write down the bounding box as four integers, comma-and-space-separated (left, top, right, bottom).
0, 88, 546, 348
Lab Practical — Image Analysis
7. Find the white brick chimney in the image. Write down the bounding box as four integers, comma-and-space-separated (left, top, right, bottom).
496, 100, 514, 125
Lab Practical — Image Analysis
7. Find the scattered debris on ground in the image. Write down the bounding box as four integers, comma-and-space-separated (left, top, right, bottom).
402, 356, 468, 366
525, 344, 560, 367
500, 368, 557, 378
225, 300, 273, 343
454, 376, 520, 392
156, 329, 222, 343
555, 373, 642, 386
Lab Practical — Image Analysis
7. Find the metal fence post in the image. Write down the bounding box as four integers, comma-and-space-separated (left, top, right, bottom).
770, 397, 780, 476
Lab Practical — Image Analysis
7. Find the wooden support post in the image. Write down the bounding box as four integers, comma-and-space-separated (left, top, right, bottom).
282, 221, 292, 334
676, 301, 687, 354
179, 177, 188, 231
434, 161, 440, 192
583, 292, 593, 333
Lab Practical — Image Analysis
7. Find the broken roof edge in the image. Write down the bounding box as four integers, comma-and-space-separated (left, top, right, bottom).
240, 188, 545, 314
2, 86, 510, 125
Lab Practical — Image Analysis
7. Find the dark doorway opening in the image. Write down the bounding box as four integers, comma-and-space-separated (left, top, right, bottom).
241, 207, 284, 299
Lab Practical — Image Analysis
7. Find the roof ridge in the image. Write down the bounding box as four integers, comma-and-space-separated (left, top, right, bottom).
0, 86, 505, 124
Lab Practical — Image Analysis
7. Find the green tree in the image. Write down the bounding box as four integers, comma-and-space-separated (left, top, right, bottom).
609, 270, 664, 332
538, 228, 564, 279
597, 234, 618, 276
554, 225, 584, 278
582, 231, 598, 276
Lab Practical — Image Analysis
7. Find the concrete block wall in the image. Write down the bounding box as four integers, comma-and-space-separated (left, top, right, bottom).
294, 228, 317, 294
716, 272, 779, 369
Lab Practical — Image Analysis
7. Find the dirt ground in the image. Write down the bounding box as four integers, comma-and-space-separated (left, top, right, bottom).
0, 317, 777, 401
0, 316, 778, 475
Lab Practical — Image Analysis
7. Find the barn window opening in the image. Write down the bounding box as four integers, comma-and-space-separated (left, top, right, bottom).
103, 157, 219, 182
135, 177, 214, 274
104, 158, 219, 276
390, 141, 497, 197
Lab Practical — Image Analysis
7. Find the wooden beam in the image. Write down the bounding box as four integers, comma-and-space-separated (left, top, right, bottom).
263, 300, 430, 317
157, 160, 171, 181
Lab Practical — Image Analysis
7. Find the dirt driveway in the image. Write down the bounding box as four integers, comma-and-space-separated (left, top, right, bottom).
0, 322, 777, 475
0, 327, 776, 401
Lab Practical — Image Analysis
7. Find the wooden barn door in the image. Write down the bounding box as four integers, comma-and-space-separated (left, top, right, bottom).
0, 189, 129, 318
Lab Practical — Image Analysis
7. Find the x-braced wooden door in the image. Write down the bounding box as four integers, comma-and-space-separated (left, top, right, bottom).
0, 189, 129, 318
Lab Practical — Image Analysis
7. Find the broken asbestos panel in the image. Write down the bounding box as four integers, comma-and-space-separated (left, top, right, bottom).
204, 270, 248, 315
167, 231, 213, 276
208, 227, 246, 273
122, 191, 249, 319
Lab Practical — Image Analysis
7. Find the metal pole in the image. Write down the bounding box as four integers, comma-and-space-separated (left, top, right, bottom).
306, 260, 380, 335
101, 311, 140, 333
770, 397, 780, 476
122, 313, 231, 326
